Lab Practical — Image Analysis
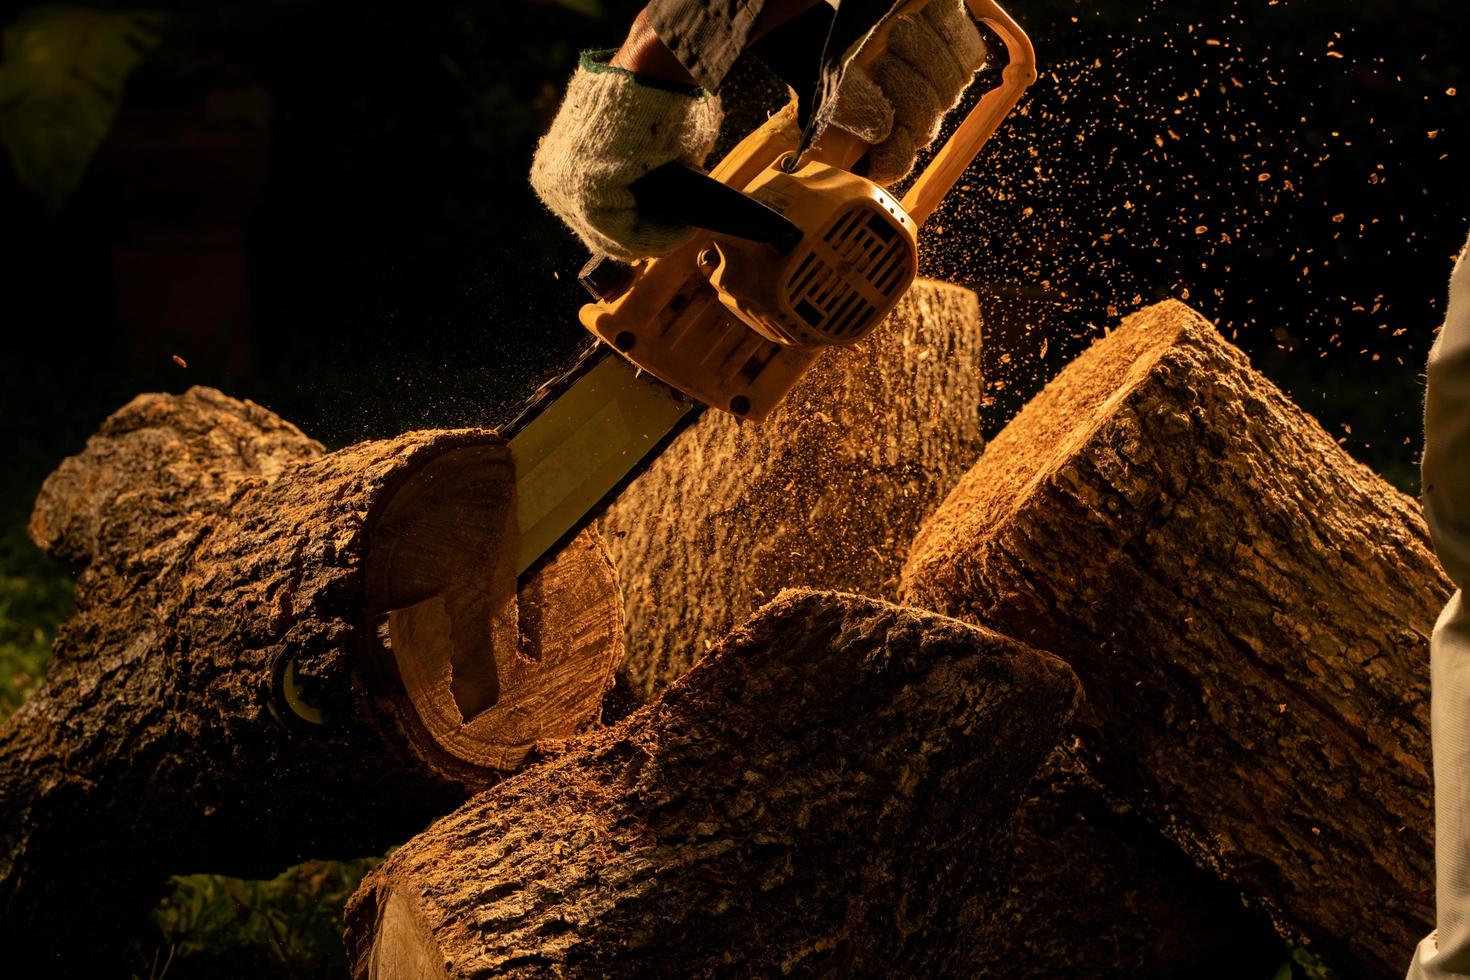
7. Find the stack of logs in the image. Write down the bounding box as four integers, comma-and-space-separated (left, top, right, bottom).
0, 282, 1446, 978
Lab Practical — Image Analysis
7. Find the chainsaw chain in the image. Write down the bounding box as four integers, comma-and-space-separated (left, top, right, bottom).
499, 340, 611, 440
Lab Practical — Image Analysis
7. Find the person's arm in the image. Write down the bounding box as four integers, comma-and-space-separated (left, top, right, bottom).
1425, 238, 1470, 589
528, 12, 724, 262
529, 0, 989, 259
1406, 233, 1470, 980
608, 10, 696, 87
529, 1, 823, 261
611, 2, 823, 88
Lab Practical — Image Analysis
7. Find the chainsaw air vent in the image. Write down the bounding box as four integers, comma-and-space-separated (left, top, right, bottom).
784, 205, 915, 345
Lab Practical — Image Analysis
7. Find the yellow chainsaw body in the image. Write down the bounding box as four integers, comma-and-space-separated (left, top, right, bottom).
578, 108, 915, 421
578, 0, 1036, 423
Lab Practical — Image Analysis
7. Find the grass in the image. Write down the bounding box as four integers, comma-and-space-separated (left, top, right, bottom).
140, 858, 382, 980
1281, 946, 1341, 980
0, 512, 70, 716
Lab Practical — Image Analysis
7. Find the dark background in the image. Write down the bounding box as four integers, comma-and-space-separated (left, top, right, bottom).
0, 0, 1464, 973
3, 0, 1466, 490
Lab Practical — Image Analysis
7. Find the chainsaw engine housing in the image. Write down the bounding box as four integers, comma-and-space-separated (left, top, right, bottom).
578, 110, 921, 423
710, 162, 918, 349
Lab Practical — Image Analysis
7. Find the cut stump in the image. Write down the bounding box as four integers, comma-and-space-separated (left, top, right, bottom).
345, 590, 1079, 978
902, 300, 1449, 978
602, 278, 984, 702
1, 387, 623, 966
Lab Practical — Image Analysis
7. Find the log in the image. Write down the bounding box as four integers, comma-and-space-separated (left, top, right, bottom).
901, 299, 1450, 977
601, 278, 985, 702
600, 281, 1283, 972
1, 387, 623, 966
344, 590, 1080, 978
979, 749, 1286, 979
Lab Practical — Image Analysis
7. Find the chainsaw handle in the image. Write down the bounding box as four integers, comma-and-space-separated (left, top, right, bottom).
905, 0, 1036, 224
630, 161, 804, 252
814, 0, 1036, 226
629, 2, 1034, 248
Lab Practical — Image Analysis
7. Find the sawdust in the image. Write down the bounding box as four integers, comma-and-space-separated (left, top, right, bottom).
600, 279, 983, 702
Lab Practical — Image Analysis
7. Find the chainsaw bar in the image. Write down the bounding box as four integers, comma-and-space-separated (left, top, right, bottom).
504, 342, 703, 584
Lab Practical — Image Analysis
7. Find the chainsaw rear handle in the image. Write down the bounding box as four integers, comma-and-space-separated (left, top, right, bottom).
811, 0, 1036, 225
579, 161, 803, 302
630, 162, 804, 252
609, 140, 919, 304
631, 0, 1035, 241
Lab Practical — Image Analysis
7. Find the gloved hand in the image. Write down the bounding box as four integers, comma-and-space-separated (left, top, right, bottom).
831, 0, 989, 185
530, 51, 723, 260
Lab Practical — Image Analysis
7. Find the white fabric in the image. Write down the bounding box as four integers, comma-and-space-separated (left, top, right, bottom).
830, 0, 988, 184
1408, 230, 1470, 980
530, 55, 722, 260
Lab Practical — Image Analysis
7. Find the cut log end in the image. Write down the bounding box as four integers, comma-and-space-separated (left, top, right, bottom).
368, 889, 449, 980
361, 442, 623, 775
901, 299, 1447, 976
0, 387, 627, 966
345, 590, 1081, 979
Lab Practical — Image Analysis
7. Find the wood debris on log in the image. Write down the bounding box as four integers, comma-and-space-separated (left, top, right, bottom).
345, 590, 1079, 979
902, 299, 1448, 977
602, 278, 984, 702
1, 387, 623, 966
603, 283, 1285, 974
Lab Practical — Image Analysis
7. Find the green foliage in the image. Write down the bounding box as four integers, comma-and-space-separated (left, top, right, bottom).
0, 513, 70, 719
0, 5, 167, 212
1282, 944, 1342, 980
143, 857, 383, 980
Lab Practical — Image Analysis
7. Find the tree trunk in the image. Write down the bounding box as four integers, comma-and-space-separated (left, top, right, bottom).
1, 386, 623, 967
979, 749, 1286, 979
599, 283, 1283, 974
601, 278, 985, 703
344, 589, 1079, 979
901, 299, 1449, 978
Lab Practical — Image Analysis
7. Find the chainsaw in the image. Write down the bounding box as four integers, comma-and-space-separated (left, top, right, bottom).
505, 0, 1036, 583
270, 0, 1033, 727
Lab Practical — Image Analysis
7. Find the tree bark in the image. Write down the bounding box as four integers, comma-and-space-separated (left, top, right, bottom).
901, 299, 1449, 978
1, 387, 623, 967
599, 283, 1283, 974
601, 278, 985, 703
344, 589, 1079, 979
979, 749, 1286, 979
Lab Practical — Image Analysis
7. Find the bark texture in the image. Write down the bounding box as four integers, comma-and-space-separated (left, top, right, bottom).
902, 300, 1450, 978
978, 749, 1285, 979
599, 281, 1282, 974
345, 590, 1079, 979
2, 387, 622, 966
602, 278, 984, 702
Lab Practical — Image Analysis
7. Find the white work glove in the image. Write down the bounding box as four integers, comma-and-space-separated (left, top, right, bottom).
530, 51, 723, 260
831, 0, 989, 185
